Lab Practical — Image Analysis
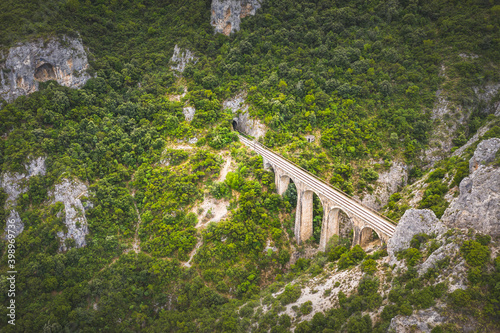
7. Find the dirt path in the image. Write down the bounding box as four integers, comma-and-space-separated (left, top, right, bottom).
130, 202, 142, 253
218, 154, 232, 182
183, 237, 203, 267
182, 154, 233, 267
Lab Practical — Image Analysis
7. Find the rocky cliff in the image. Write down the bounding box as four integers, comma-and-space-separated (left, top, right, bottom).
50, 178, 89, 251
170, 45, 197, 74
0, 35, 90, 103
360, 161, 408, 211
441, 138, 500, 235
211, 0, 262, 35
224, 93, 266, 138
1, 157, 46, 238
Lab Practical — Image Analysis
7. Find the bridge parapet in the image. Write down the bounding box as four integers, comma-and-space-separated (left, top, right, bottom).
239, 135, 396, 250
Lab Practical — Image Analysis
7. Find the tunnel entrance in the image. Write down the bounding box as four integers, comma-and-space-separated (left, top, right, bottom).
232, 120, 238, 131
34, 63, 57, 82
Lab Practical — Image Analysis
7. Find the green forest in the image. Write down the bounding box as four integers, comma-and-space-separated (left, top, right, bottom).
0, 0, 500, 331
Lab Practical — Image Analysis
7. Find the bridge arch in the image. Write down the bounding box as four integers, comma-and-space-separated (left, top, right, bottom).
320, 206, 354, 251
357, 225, 383, 249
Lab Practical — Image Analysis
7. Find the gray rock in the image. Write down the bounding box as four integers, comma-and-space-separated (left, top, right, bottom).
0, 36, 90, 103
170, 45, 197, 73
473, 83, 500, 116
387, 209, 447, 263
441, 165, 500, 236
224, 93, 266, 138
51, 178, 89, 250
1, 172, 28, 207
468, 138, 500, 173
389, 309, 445, 333
1, 157, 47, 238
211, 0, 262, 35
361, 161, 408, 211
188, 137, 198, 144
4, 210, 23, 239
418, 242, 458, 276
182, 106, 196, 122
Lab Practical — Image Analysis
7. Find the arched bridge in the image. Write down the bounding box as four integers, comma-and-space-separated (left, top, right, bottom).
239, 135, 396, 251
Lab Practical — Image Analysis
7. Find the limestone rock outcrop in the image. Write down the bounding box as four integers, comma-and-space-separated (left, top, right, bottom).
1, 157, 47, 239
468, 138, 500, 173
389, 309, 445, 333
50, 178, 89, 250
182, 106, 196, 122
0, 36, 90, 103
211, 0, 262, 35
170, 45, 197, 74
387, 209, 447, 262
224, 93, 266, 138
361, 161, 408, 211
441, 139, 500, 236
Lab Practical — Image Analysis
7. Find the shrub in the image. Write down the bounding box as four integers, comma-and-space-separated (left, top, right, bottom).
460, 240, 490, 267
361, 259, 378, 275
299, 301, 313, 315
449, 289, 471, 308
328, 245, 348, 262
338, 245, 366, 269
279, 284, 302, 305
426, 168, 446, 183
410, 233, 430, 249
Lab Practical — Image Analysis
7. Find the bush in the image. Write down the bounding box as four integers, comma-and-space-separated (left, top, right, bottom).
460, 240, 490, 267
338, 245, 366, 270
361, 259, 377, 275
278, 284, 302, 305
299, 301, 313, 315
426, 168, 446, 183
328, 245, 348, 262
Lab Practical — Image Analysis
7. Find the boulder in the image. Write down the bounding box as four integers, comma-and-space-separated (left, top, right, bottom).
387, 209, 447, 263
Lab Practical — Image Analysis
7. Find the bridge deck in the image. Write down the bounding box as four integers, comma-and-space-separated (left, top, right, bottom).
239, 135, 396, 237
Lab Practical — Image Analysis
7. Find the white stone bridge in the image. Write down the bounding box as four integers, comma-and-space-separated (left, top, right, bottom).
239, 135, 396, 251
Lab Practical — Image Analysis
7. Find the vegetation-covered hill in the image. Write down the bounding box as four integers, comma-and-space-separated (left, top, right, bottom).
0, 0, 500, 332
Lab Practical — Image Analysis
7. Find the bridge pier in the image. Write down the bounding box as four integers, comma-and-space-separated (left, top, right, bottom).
294, 183, 314, 244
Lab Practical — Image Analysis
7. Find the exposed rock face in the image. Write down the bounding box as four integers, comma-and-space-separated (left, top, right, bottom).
473, 83, 500, 116
170, 45, 197, 74
387, 209, 447, 263
1, 157, 46, 239
182, 106, 196, 121
51, 178, 89, 250
5, 210, 23, 239
224, 93, 266, 138
389, 309, 445, 333
211, 0, 262, 35
361, 162, 408, 211
0, 36, 90, 103
468, 138, 500, 173
441, 141, 500, 236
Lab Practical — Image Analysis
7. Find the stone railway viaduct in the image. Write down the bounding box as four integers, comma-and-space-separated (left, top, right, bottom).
239, 135, 396, 251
